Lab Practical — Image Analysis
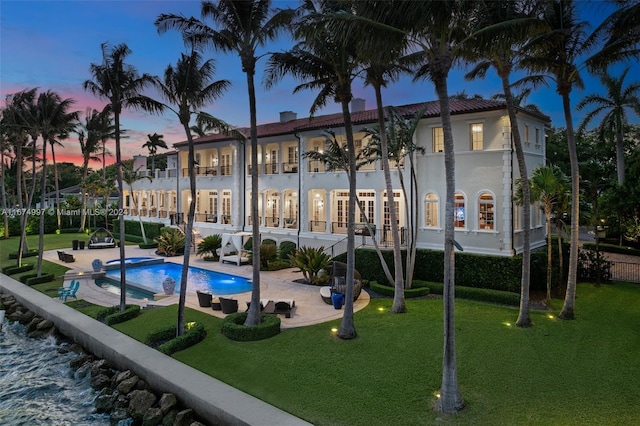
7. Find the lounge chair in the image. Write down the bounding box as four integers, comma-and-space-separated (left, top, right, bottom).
57, 250, 75, 263
272, 300, 295, 318
320, 261, 363, 304
196, 290, 212, 307
219, 297, 239, 314
58, 280, 80, 302
211, 297, 222, 311
245, 299, 272, 311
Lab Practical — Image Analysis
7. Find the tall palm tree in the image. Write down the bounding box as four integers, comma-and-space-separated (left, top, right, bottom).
142, 132, 168, 175
156, 0, 294, 327
84, 42, 160, 312
149, 50, 231, 336
78, 108, 105, 232
34, 90, 78, 276
266, 0, 365, 339
520, 0, 632, 320
122, 162, 152, 244
0, 110, 14, 238
577, 67, 640, 185
464, 0, 547, 328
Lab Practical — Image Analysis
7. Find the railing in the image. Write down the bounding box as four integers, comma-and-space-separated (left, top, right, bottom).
308, 160, 325, 173
610, 261, 640, 283
309, 220, 326, 232
331, 221, 349, 234
264, 216, 279, 227
158, 211, 167, 218
197, 166, 217, 176
282, 162, 298, 173
246, 215, 263, 226
264, 163, 279, 175
220, 165, 232, 176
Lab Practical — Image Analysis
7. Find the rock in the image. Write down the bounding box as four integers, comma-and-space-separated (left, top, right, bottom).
114, 370, 134, 386
114, 394, 129, 409
25, 317, 43, 333
117, 376, 140, 394
158, 393, 177, 414
27, 329, 52, 339
135, 379, 148, 390
90, 374, 112, 391
36, 319, 54, 330
109, 408, 130, 425
190, 422, 207, 426
95, 391, 118, 413
70, 354, 95, 369
173, 409, 194, 426
162, 409, 178, 426
90, 359, 113, 377
127, 389, 157, 420
18, 310, 35, 325
142, 407, 163, 426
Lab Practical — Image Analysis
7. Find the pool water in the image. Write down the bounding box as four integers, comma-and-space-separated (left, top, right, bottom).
102, 262, 252, 297
95, 278, 156, 301
105, 257, 155, 265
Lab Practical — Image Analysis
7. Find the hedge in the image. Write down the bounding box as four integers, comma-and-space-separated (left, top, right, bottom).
582, 242, 640, 257
138, 242, 158, 249
425, 282, 520, 306
369, 282, 430, 298
279, 241, 297, 260
221, 312, 281, 341
19, 273, 55, 285
8, 249, 39, 260
96, 304, 141, 325
158, 323, 206, 355
2, 264, 34, 275
112, 220, 164, 240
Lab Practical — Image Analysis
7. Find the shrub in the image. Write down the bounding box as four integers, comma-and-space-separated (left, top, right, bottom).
369, 282, 430, 298
577, 248, 612, 282
8, 249, 39, 260
19, 273, 54, 285
289, 246, 331, 284
279, 241, 297, 260
2, 264, 34, 275
158, 323, 206, 355
221, 312, 281, 341
155, 228, 186, 257
96, 304, 141, 325
113, 220, 164, 240
197, 234, 222, 259
250, 243, 278, 269
424, 282, 520, 306
582, 242, 640, 257
145, 325, 176, 346
138, 242, 158, 249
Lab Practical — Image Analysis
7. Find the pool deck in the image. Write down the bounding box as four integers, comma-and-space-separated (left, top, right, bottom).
46, 245, 369, 329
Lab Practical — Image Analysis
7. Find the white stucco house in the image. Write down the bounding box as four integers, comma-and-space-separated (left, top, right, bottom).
123, 98, 550, 257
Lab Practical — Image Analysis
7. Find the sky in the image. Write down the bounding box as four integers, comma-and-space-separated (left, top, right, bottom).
1, 0, 639, 168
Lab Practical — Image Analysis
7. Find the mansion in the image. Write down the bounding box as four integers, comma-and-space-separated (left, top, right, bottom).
123, 98, 550, 257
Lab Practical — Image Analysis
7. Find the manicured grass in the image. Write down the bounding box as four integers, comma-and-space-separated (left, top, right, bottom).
88, 282, 640, 426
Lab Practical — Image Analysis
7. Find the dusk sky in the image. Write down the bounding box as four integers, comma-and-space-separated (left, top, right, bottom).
1, 1, 638, 168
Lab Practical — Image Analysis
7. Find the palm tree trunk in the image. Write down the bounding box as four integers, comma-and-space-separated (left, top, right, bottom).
37, 137, 48, 277
374, 86, 405, 313
559, 93, 579, 320
51, 143, 61, 230
1, 145, 9, 238
501, 74, 531, 328
338, 97, 357, 340
434, 73, 464, 414
615, 126, 625, 185
545, 208, 553, 306
114, 112, 127, 313
245, 68, 262, 327
177, 123, 197, 336
79, 159, 89, 232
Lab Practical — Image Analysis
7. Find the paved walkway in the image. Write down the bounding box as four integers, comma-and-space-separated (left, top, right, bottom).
46, 245, 369, 329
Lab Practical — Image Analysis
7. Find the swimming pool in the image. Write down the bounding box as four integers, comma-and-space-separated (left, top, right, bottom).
101, 262, 252, 297
105, 257, 156, 265
95, 278, 156, 301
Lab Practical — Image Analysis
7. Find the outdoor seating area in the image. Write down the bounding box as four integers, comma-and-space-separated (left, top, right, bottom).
219, 297, 239, 314
57, 250, 75, 263
58, 280, 80, 301
196, 290, 212, 307
88, 228, 117, 249
320, 261, 363, 304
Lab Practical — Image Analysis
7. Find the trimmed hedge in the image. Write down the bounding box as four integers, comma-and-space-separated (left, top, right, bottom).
369, 281, 430, 298
19, 273, 55, 285
582, 242, 640, 257
279, 241, 297, 260
221, 312, 281, 341
8, 249, 39, 260
96, 304, 141, 325
158, 323, 206, 355
425, 282, 520, 306
112, 220, 165, 240
139, 242, 158, 249
2, 264, 34, 275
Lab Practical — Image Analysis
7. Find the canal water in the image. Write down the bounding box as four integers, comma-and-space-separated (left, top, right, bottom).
0, 318, 110, 425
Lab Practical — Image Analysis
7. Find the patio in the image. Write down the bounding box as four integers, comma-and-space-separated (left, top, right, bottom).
44, 245, 369, 329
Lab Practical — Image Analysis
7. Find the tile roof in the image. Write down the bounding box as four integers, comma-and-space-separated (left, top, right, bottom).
174, 98, 550, 147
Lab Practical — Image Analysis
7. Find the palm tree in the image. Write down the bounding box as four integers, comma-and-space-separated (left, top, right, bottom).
516, 165, 568, 307
0, 110, 14, 238
122, 162, 152, 244
577, 67, 640, 185
142, 132, 168, 175
464, 0, 547, 328
265, 0, 367, 339
520, 0, 634, 320
148, 50, 231, 336
156, 0, 294, 327
78, 108, 105, 232
84, 42, 160, 312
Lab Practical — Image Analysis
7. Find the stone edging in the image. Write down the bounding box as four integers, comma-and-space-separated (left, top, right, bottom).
1, 274, 311, 426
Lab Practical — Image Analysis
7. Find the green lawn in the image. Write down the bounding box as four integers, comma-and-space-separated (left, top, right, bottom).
4, 234, 640, 425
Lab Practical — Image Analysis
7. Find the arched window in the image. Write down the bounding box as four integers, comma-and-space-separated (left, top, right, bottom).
454, 193, 466, 228
478, 192, 494, 230
424, 193, 438, 227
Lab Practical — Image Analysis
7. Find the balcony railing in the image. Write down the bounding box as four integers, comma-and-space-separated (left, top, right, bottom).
308, 160, 325, 173
246, 215, 263, 226
264, 163, 279, 174
309, 220, 326, 232
220, 165, 232, 176
264, 216, 279, 227
197, 166, 217, 176
282, 162, 298, 173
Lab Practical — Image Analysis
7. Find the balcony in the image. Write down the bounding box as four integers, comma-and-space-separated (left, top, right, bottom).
282, 162, 298, 173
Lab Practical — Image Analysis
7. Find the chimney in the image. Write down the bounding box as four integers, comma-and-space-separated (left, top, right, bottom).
351, 98, 365, 113
280, 111, 297, 123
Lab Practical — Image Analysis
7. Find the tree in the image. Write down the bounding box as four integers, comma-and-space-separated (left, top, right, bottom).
577, 67, 640, 185
266, 0, 366, 339
78, 108, 106, 232
156, 0, 294, 327
148, 49, 231, 336
84, 42, 160, 312
142, 132, 168, 174
122, 162, 152, 244
464, 0, 547, 327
